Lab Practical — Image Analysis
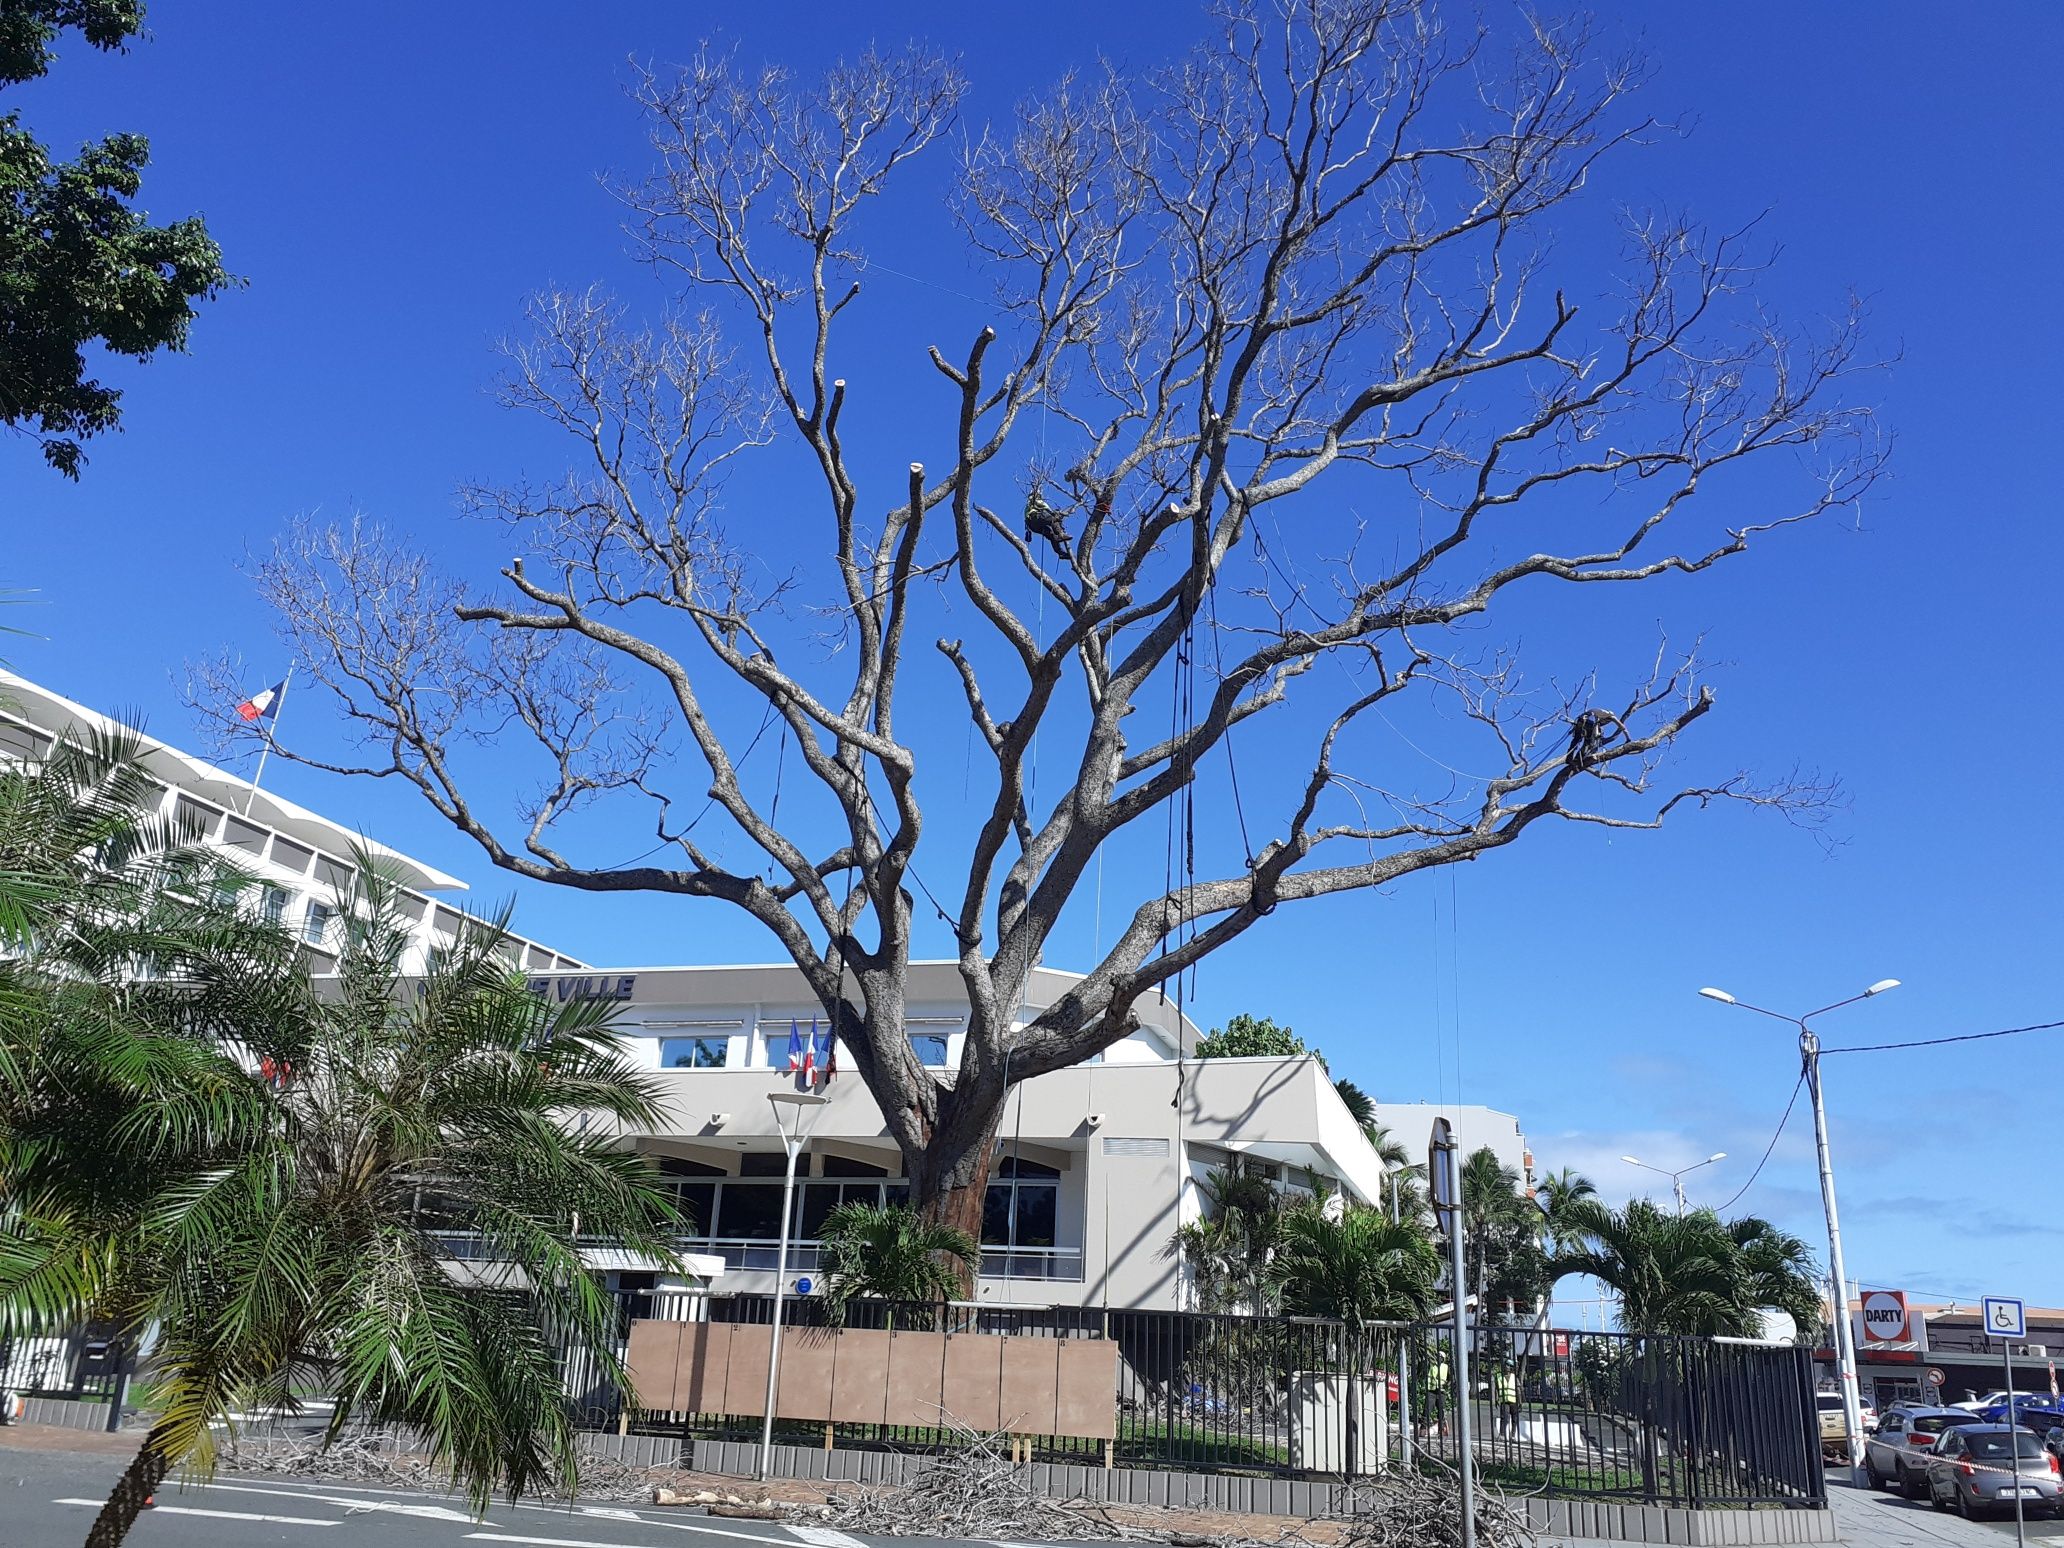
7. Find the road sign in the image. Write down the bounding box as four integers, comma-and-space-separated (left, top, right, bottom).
1428, 1117, 1458, 1238
794, 1276, 813, 1296
1861, 1289, 1911, 1345
1985, 1296, 2028, 1340
1927, 1366, 1947, 1388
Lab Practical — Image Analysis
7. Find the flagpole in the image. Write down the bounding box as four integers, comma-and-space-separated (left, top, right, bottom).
242, 663, 294, 815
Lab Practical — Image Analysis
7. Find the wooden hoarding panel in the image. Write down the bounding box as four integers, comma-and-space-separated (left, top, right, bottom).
826, 1327, 892, 1425
775, 1327, 837, 1422
624, 1319, 683, 1413
683, 1322, 729, 1414
940, 1334, 1004, 1431
722, 1324, 774, 1417
1054, 1340, 1119, 1441
998, 1335, 1060, 1437
884, 1330, 948, 1428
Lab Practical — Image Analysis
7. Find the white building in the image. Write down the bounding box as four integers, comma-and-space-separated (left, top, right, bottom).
0, 669, 579, 977
538, 961, 1532, 1313
2, 668, 1537, 1316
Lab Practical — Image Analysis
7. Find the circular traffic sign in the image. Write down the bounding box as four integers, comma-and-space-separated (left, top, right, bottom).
1927, 1367, 1947, 1388
795, 1276, 813, 1295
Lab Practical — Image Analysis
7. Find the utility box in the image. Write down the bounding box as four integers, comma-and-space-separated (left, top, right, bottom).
1288, 1370, 1386, 1474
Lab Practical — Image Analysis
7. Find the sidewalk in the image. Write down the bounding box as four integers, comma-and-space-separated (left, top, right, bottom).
1531, 1481, 2012, 1548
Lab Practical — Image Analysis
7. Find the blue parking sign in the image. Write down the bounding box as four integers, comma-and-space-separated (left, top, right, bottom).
1984, 1296, 2027, 1340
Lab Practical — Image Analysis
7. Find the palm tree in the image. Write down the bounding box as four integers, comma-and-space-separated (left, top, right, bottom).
816, 1201, 977, 1328
1535, 1167, 1599, 1253
1727, 1216, 1825, 1342
1268, 1205, 1442, 1328
1333, 1077, 1377, 1128
4, 829, 685, 1548
1460, 1147, 1540, 1318
1172, 1156, 1284, 1312
1549, 1199, 1822, 1338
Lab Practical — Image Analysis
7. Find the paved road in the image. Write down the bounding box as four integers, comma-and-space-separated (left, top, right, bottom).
0, 1446, 1037, 1548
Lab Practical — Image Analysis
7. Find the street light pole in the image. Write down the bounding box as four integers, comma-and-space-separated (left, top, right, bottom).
1619, 1152, 1728, 1216
758, 1090, 828, 1482
1698, 979, 1899, 1480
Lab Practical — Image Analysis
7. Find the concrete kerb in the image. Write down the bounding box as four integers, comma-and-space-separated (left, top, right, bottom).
686, 1434, 1839, 1544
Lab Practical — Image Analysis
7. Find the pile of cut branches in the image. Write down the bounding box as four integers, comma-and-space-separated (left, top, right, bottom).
1334, 1469, 1536, 1548
215, 1430, 664, 1505
799, 1426, 1162, 1543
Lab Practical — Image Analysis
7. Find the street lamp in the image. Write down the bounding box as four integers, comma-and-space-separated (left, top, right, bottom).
758, 1090, 828, 1481
1697, 978, 1899, 1479
1619, 1152, 1728, 1215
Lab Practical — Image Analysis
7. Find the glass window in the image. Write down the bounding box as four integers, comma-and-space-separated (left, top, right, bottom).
658, 1036, 729, 1069
799, 1183, 846, 1238
997, 1157, 1061, 1179
981, 1185, 1013, 1246
261, 886, 289, 925
666, 1181, 714, 1235
303, 900, 334, 945
714, 1183, 782, 1239
819, 1154, 890, 1178
737, 1152, 787, 1178
1012, 1184, 1057, 1248
908, 1034, 950, 1066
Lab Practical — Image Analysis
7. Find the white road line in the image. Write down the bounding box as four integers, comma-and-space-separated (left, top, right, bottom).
198, 1480, 491, 1522
785, 1527, 870, 1548
468, 1519, 800, 1548
54, 1497, 340, 1526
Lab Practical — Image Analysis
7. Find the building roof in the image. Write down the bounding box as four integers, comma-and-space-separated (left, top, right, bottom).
0, 668, 465, 894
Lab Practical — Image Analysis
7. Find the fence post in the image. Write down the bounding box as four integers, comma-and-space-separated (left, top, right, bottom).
1680, 1339, 1700, 1511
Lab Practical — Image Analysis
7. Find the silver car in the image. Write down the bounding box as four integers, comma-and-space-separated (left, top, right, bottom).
1926, 1424, 2063, 1519
1867, 1405, 1988, 1496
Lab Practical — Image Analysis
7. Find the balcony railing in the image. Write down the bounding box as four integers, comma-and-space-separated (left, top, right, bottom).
428, 1231, 1084, 1282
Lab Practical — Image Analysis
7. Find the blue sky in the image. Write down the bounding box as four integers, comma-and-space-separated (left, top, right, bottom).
4, 2, 2060, 1308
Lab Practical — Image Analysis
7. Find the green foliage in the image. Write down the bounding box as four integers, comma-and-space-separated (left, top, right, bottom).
1549, 1197, 1824, 1338
1268, 1204, 1441, 1328
2, 0, 231, 476
0, 734, 682, 1544
1332, 1076, 1375, 1126
1172, 1156, 1286, 1313
1194, 1012, 1321, 1065
816, 1201, 976, 1328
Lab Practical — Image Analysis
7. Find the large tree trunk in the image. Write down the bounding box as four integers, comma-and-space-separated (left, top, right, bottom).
906, 1088, 1004, 1295
83, 1421, 175, 1548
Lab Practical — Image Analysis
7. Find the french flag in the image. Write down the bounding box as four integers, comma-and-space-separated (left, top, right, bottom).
785, 1020, 806, 1073
236, 680, 287, 722
812, 1020, 836, 1086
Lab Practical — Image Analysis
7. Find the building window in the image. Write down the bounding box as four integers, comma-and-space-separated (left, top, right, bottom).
658, 1036, 729, 1069
302, 900, 334, 945
260, 886, 289, 925
983, 1156, 1061, 1251
908, 1033, 950, 1066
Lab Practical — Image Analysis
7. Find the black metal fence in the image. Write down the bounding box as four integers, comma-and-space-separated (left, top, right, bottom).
590, 1293, 1825, 1511
0, 1327, 127, 1404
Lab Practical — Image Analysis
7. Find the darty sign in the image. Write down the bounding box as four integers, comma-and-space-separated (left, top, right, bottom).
1861, 1289, 1913, 1346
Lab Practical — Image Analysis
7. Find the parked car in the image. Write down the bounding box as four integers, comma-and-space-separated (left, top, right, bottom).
1815, 1391, 1877, 1447
1967, 1389, 2039, 1413
1979, 1393, 2062, 1425
1867, 1406, 1990, 1496
1925, 1424, 2063, 1519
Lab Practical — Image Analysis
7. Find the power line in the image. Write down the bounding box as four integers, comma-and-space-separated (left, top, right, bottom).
1822, 1018, 2064, 1055
1713, 1070, 1806, 1215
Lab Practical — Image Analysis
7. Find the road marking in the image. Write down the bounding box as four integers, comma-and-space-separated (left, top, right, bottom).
468, 1520, 797, 1548
55, 1497, 340, 1526
786, 1528, 869, 1548
199, 1480, 490, 1522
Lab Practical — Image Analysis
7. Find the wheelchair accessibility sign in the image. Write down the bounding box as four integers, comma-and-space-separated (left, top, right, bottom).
1985, 1296, 2027, 1340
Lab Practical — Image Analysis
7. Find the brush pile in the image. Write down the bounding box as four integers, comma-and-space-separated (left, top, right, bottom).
1334, 1469, 1536, 1548
802, 1427, 1161, 1542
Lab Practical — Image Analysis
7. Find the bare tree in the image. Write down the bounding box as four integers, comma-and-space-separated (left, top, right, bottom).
192, 2, 1879, 1249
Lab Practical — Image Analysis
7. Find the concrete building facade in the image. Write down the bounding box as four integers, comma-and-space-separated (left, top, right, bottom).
0, 669, 577, 975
